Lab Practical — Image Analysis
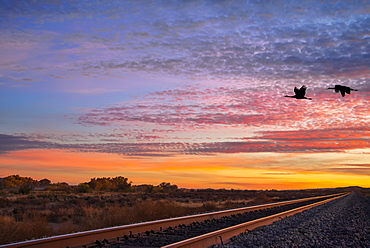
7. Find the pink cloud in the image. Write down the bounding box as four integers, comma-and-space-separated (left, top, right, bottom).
76, 87, 369, 133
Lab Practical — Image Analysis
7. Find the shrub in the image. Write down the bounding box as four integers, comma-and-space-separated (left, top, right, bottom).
77, 183, 92, 193
18, 185, 33, 195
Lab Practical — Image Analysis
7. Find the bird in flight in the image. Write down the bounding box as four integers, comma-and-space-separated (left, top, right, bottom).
285, 85, 312, 100
327, 85, 358, 97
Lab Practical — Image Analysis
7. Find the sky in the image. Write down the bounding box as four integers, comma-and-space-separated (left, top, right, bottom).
0, 0, 369, 190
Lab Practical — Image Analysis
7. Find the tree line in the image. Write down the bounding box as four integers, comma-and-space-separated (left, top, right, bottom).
0, 175, 178, 194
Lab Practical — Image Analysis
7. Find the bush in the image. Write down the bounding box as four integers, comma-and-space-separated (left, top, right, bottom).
77, 183, 92, 193
18, 185, 33, 195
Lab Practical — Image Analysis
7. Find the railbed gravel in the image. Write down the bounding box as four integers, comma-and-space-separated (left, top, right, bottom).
214, 192, 370, 248
82, 196, 336, 248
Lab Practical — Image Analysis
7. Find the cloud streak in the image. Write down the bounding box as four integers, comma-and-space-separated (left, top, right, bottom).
1, 127, 369, 156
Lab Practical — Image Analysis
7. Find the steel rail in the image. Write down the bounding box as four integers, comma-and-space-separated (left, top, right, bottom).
162, 193, 349, 248
0, 193, 345, 248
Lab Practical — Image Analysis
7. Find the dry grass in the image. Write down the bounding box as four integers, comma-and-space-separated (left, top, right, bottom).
0, 197, 225, 245
0, 214, 52, 245
76, 199, 200, 230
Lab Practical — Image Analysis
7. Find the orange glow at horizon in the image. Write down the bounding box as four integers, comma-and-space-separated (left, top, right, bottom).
1, 149, 369, 190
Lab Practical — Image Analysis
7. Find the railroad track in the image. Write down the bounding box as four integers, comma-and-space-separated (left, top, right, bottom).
0, 192, 347, 248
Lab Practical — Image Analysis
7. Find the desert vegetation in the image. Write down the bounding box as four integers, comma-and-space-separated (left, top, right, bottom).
0, 175, 367, 245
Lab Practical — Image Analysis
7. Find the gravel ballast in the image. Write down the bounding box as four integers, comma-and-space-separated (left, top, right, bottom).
78, 196, 335, 247
215, 192, 370, 248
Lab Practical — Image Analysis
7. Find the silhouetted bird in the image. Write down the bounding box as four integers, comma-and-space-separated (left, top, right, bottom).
285, 85, 312, 100
327, 85, 358, 97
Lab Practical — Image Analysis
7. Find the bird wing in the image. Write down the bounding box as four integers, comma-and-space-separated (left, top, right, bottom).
294, 87, 299, 95
296, 85, 307, 97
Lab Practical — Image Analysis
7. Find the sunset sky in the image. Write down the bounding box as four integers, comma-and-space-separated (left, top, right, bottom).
1, 0, 369, 190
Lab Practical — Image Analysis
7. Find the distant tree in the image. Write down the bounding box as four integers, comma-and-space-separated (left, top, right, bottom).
77, 183, 92, 193
88, 177, 111, 191
158, 182, 178, 192
134, 184, 154, 193
0, 175, 37, 189
111, 176, 132, 191
46, 182, 71, 193
87, 176, 132, 191
87, 178, 102, 190
38, 178, 51, 187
